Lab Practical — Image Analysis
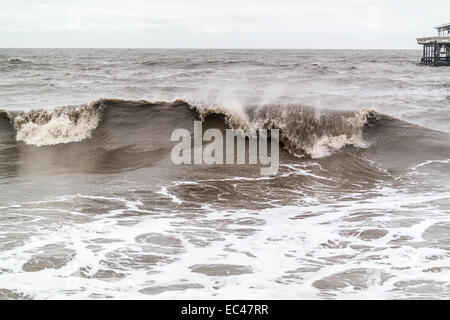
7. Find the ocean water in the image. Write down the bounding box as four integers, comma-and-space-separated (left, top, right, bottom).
0, 49, 450, 299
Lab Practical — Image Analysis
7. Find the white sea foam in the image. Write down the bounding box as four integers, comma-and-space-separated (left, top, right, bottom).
1, 180, 450, 299
15, 113, 99, 146
9, 101, 103, 146
306, 133, 369, 158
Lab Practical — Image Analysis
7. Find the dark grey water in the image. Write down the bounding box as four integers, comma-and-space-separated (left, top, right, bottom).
0, 49, 450, 299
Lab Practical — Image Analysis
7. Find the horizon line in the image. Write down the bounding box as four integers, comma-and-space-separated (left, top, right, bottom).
0, 47, 421, 50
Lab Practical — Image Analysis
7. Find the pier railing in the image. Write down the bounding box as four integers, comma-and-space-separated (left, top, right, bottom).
421, 56, 450, 65
417, 37, 450, 66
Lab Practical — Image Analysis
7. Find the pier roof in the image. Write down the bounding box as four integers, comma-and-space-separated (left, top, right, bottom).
417, 37, 450, 44
435, 23, 450, 29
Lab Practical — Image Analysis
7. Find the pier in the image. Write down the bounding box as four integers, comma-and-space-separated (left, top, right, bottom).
417, 23, 450, 66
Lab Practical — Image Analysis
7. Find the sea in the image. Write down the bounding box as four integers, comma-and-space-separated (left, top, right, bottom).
0, 48, 449, 299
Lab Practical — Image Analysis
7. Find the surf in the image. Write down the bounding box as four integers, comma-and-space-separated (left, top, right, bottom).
1, 98, 450, 175
1, 98, 375, 157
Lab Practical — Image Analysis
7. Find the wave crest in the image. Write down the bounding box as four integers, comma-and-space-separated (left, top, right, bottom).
7, 100, 104, 146
2, 98, 381, 158
191, 103, 373, 158
250, 105, 372, 158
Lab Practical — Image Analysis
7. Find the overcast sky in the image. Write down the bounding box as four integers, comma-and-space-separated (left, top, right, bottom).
0, 0, 448, 49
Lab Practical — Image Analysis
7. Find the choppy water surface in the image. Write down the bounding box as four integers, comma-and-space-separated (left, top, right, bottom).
0, 49, 449, 299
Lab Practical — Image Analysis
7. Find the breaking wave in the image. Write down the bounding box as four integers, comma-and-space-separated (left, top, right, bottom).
1, 98, 388, 158
5, 101, 103, 146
